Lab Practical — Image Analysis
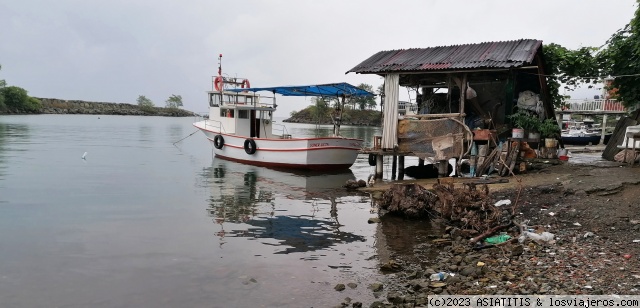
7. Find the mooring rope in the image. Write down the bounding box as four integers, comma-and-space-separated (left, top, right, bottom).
173, 129, 200, 145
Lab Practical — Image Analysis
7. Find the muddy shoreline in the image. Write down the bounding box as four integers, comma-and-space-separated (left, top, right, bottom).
332, 156, 640, 307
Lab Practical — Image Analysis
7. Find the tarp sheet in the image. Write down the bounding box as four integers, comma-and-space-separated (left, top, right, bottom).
227, 82, 375, 97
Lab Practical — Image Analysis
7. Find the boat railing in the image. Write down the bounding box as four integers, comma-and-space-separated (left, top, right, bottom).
205, 119, 225, 133
398, 101, 419, 115
561, 99, 626, 112
272, 123, 290, 138
220, 93, 277, 108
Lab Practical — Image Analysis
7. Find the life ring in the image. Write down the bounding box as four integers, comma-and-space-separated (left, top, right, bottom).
244, 139, 257, 155
241, 79, 250, 90
368, 153, 377, 166
214, 76, 224, 91
213, 135, 224, 149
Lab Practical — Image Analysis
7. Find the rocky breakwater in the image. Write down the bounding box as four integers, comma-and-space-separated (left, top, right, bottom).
38, 98, 196, 117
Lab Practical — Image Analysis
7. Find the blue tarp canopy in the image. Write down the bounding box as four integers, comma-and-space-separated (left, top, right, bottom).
228, 82, 375, 97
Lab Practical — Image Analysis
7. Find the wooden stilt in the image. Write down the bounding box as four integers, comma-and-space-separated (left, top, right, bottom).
391, 155, 397, 180
438, 160, 448, 177
398, 156, 405, 180
375, 154, 384, 179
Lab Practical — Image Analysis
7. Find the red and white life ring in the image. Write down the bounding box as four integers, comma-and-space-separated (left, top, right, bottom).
241, 79, 250, 91
214, 76, 224, 91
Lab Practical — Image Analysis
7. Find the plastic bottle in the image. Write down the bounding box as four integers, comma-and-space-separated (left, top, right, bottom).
429, 272, 448, 281
469, 142, 478, 177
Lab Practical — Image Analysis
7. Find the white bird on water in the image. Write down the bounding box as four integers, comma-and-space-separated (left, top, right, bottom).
82, 152, 88, 160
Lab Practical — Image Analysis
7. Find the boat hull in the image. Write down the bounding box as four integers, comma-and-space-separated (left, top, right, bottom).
561, 134, 612, 145
194, 121, 363, 171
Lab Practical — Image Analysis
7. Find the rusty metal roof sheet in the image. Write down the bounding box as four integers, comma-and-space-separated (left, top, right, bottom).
347, 39, 543, 74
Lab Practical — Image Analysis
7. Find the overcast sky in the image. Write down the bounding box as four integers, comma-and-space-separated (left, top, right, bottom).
0, 0, 636, 115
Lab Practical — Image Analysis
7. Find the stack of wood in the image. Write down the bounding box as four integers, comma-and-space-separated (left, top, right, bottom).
474, 140, 522, 176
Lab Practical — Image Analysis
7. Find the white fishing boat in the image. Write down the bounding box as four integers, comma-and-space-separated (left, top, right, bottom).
193, 55, 374, 171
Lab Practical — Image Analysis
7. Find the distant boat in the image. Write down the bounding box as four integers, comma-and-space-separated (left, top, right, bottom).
193, 55, 374, 171
561, 128, 611, 145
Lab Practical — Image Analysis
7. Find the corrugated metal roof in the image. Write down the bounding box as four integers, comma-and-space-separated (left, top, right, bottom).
347, 39, 542, 74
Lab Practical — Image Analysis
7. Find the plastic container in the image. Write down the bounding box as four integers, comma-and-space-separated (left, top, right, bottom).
429, 272, 448, 281
518, 231, 555, 243
512, 128, 525, 139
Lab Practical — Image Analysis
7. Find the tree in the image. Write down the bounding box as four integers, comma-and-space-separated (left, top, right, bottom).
165, 94, 183, 108
543, 43, 600, 108
137, 95, 154, 108
351, 83, 376, 110
542, 1, 640, 108
1, 86, 29, 111
0, 64, 6, 88
310, 96, 329, 121
0, 64, 6, 110
597, 1, 640, 107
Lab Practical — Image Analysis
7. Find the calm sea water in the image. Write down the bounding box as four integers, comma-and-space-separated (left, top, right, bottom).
0, 114, 428, 308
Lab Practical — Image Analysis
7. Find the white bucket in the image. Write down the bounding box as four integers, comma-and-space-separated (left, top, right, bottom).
558, 148, 568, 156
512, 128, 525, 139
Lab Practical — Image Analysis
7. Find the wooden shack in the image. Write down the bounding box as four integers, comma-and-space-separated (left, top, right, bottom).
347, 39, 556, 178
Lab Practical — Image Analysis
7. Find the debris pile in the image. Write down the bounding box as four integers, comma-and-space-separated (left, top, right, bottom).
378, 182, 509, 235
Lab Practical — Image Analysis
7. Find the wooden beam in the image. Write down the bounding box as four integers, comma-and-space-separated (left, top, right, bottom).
405, 113, 466, 119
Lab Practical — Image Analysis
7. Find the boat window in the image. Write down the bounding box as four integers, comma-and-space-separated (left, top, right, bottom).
237, 96, 246, 104
238, 110, 249, 119
209, 93, 221, 107
246, 96, 253, 104
220, 108, 235, 118
223, 94, 235, 105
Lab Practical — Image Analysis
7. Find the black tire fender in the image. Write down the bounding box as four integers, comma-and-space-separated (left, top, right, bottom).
213, 135, 224, 149
368, 153, 377, 166
244, 139, 257, 155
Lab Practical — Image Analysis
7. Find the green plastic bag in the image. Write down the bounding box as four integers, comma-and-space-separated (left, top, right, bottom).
484, 234, 511, 244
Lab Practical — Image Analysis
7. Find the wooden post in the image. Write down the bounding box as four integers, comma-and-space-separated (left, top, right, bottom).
375, 154, 384, 179
398, 156, 405, 180
459, 73, 467, 115
391, 155, 397, 180
418, 158, 424, 166
600, 114, 608, 145
438, 160, 448, 177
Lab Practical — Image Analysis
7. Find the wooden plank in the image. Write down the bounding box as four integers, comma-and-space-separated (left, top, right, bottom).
602, 117, 637, 160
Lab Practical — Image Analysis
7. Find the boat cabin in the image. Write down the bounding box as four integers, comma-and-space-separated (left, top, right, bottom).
207, 90, 284, 139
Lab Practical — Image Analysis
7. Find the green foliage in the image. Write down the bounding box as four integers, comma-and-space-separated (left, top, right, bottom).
538, 118, 561, 139
0, 64, 5, 110
542, 1, 640, 108
0, 64, 5, 89
542, 43, 600, 108
165, 94, 183, 108
137, 95, 154, 108
597, 2, 640, 107
310, 96, 329, 121
24, 97, 42, 112
508, 109, 540, 131
351, 83, 376, 110
1, 86, 29, 111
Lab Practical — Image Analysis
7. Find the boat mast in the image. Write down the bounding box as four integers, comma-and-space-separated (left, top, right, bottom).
333, 94, 345, 137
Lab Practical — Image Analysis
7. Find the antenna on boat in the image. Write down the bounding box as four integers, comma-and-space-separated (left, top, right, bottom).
218, 53, 222, 76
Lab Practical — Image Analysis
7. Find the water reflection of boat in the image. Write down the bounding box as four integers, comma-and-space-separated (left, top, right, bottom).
200, 158, 368, 253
